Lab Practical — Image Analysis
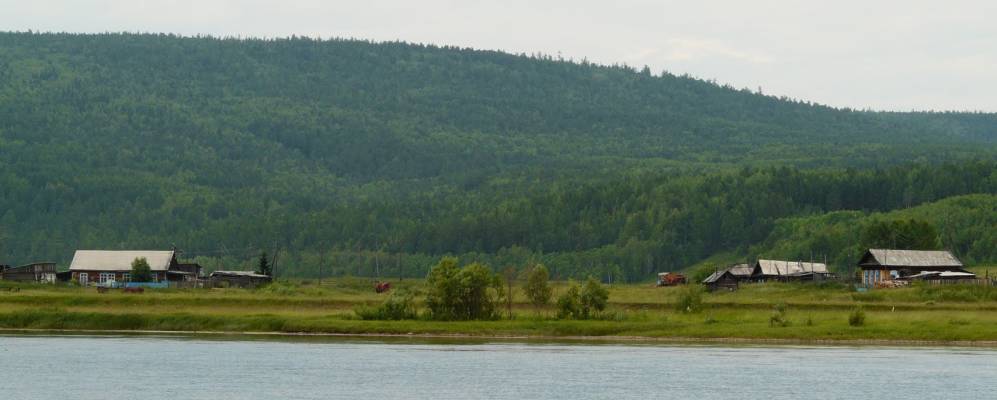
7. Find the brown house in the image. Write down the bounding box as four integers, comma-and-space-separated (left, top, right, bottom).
68, 250, 197, 285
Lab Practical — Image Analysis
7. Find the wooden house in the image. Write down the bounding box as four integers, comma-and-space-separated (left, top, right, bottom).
857, 249, 967, 286
0, 262, 57, 283
702, 269, 738, 291
68, 250, 197, 285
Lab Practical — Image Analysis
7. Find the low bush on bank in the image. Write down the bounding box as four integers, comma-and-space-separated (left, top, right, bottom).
355, 290, 418, 320
849, 307, 866, 327
675, 285, 704, 313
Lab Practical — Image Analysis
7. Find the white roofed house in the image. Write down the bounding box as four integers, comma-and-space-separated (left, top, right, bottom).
68, 250, 198, 286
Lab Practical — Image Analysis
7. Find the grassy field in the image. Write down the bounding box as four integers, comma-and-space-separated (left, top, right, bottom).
3, 278, 997, 343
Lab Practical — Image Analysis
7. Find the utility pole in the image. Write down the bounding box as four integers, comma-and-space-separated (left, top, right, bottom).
271, 240, 280, 281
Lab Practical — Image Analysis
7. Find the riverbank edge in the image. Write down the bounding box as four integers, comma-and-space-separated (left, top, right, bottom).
4, 327, 997, 348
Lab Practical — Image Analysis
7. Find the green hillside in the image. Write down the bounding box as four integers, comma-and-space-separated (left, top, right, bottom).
751, 194, 997, 271
0, 32, 995, 278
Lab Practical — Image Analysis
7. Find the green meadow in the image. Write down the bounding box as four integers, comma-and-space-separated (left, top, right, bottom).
2, 278, 997, 343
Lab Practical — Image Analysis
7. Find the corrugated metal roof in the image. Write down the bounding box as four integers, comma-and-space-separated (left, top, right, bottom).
727, 263, 754, 277
69, 250, 175, 272
702, 271, 723, 283
866, 249, 963, 268
756, 260, 828, 276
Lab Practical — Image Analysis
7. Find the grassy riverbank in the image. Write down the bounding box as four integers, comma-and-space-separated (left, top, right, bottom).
3, 278, 997, 342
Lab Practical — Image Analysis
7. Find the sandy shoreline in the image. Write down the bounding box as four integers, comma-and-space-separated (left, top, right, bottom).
3, 327, 997, 348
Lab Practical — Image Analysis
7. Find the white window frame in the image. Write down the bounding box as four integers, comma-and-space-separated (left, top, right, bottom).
99, 272, 116, 284
121, 273, 131, 282
79, 273, 89, 286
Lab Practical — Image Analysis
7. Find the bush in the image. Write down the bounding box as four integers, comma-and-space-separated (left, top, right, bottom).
676, 285, 704, 313
769, 302, 790, 327
424, 257, 504, 320
556, 283, 583, 319
355, 290, 418, 320
580, 277, 609, 318
849, 307, 866, 327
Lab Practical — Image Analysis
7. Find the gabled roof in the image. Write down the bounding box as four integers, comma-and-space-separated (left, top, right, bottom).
860, 249, 963, 268
69, 250, 176, 272
755, 260, 828, 276
703, 270, 734, 284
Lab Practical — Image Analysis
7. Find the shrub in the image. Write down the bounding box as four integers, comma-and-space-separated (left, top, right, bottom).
849, 307, 866, 327
769, 302, 790, 327
675, 285, 704, 313
424, 257, 504, 320
355, 290, 418, 320
580, 277, 609, 318
556, 283, 583, 319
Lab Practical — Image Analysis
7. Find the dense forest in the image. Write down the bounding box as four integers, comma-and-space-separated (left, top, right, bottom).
0, 32, 994, 280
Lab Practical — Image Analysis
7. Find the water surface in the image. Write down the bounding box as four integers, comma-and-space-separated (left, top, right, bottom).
1, 335, 994, 399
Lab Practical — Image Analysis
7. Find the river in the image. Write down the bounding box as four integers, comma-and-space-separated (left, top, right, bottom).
1, 335, 994, 399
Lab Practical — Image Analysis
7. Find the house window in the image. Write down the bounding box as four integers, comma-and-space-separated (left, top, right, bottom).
99, 273, 116, 283
122, 273, 131, 282
79, 273, 89, 286
150, 273, 158, 283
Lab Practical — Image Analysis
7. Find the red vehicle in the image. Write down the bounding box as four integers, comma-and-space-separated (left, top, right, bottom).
656, 272, 687, 286
374, 281, 391, 293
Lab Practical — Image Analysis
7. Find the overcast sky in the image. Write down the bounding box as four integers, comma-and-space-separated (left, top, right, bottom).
3, 0, 996, 111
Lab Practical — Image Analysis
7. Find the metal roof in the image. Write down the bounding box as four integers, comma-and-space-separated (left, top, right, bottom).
755, 260, 828, 276
864, 249, 963, 268
727, 263, 754, 277
69, 250, 175, 272
702, 270, 733, 284
210, 271, 270, 278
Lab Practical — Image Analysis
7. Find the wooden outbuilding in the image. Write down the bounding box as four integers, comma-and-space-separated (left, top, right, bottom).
702, 269, 738, 292
858, 249, 967, 286
751, 260, 830, 282
208, 271, 272, 288
726, 263, 755, 282
0, 262, 57, 283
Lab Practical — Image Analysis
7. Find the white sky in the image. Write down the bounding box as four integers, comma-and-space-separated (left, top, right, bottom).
3, 0, 996, 111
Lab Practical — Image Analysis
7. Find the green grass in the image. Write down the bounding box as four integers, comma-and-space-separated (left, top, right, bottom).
2, 279, 997, 342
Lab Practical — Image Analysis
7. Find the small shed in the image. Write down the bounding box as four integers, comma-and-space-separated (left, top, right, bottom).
209, 271, 272, 288
0, 262, 57, 283
703, 269, 738, 292
857, 249, 965, 286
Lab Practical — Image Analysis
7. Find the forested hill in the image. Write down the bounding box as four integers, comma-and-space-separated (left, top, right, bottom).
1, 32, 995, 276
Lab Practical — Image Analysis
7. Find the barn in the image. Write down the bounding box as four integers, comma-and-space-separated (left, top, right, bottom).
751, 260, 830, 282
0, 262, 57, 283
208, 271, 272, 288
857, 249, 969, 286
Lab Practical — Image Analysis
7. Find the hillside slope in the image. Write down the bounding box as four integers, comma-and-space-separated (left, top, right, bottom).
0, 32, 995, 275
